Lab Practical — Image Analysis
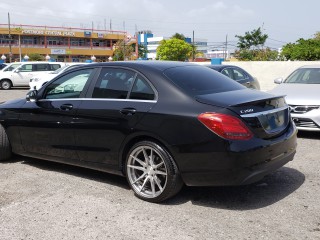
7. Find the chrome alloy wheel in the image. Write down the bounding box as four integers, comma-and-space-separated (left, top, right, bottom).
127, 145, 168, 199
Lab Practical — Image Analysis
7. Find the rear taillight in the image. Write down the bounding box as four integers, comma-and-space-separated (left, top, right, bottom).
198, 113, 253, 140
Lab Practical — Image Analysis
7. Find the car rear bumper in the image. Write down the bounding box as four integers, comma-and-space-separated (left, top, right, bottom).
178, 125, 297, 187
181, 150, 295, 186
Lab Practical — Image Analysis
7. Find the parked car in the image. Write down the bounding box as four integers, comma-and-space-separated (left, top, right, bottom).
269, 65, 320, 131
207, 65, 260, 90
0, 63, 7, 70
0, 61, 297, 202
29, 63, 88, 90
0, 61, 65, 89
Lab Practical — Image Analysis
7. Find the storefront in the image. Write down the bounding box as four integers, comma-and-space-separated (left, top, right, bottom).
0, 24, 135, 62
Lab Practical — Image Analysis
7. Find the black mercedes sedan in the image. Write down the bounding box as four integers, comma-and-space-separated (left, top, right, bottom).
0, 61, 297, 202
207, 64, 260, 90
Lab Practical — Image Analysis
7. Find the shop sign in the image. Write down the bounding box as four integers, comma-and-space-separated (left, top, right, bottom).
22, 29, 75, 36
51, 49, 66, 55
84, 31, 92, 37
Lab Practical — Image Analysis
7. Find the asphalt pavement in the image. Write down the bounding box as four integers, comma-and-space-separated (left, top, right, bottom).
0, 89, 319, 240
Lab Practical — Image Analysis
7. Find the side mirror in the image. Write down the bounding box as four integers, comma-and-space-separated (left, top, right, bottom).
26, 90, 38, 102
274, 78, 283, 84
14, 69, 20, 73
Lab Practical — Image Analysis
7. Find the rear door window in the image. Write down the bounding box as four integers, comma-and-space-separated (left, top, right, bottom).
92, 68, 135, 99
34, 64, 50, 71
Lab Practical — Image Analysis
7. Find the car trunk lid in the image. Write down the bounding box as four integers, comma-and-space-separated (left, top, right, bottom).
196, 89, 290, 139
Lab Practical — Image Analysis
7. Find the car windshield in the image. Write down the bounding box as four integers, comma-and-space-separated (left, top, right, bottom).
2, 63, 21, 72
164, 65, 244, 97
285, 68, 320, 84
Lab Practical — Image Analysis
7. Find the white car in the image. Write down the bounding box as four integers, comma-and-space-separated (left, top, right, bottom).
0, 62, 65, 90
269, 65, 320, 131
29, 63, 88, 90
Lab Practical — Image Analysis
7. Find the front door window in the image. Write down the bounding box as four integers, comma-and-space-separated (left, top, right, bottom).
44, 69, 93, 99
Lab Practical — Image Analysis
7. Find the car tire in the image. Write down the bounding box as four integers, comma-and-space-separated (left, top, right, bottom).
0, 124, 12, 161
125, 141, 183, 203
0, 79, 12, 90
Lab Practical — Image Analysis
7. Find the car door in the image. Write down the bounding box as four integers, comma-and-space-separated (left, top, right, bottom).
19, 67, 96, 162
74, 67, 157, 168
12, 63, 34, 86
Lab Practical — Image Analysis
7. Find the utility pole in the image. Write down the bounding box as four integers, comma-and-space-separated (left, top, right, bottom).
192, 30, 195, 61
225, 34, 228, 60
135, 24, 138, 58
123, 21, 126, 60
8, 12, 12, 63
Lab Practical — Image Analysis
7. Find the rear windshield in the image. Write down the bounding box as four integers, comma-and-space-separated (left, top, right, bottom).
164, 65, 244, 96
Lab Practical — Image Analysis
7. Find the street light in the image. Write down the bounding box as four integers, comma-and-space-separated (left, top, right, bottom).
91, 55, 96, 62
24, 54, 29, 61
1, 54, 6, 62
45, 54, 51, 61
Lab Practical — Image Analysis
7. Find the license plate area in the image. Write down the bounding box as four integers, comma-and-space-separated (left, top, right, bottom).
259, 110, 288, 134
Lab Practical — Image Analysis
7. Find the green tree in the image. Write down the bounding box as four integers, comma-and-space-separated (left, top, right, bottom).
171, 33, 186, 40
112, 40, 134, 61
236, 27, 268, 50
156, 38, 193, 61
281, 38, 320, 61
138, 44, 149, 59
234, 27, 278, 61
29, 53, 43, 61
234, 48, 278, 61
314, 32, 320, 40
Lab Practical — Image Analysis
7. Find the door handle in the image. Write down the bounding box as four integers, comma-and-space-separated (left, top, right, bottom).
120, 108, 136, 115
60, 104, 73, 111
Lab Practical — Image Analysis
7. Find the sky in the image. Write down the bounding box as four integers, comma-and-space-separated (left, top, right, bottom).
0, 0, 319, 51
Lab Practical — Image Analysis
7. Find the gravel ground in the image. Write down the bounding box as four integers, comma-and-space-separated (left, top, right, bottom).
0, 89, 319, 240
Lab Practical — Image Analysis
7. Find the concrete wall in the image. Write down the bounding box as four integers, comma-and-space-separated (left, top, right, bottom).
194, 61, 320, 91
221, 61, 320, 91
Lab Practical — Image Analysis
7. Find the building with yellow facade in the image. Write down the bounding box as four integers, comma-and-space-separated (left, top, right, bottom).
0, 23, 136, 63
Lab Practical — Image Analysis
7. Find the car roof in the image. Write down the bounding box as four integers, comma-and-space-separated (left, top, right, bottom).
89, 61, 203, 71
20, 61, 65, 64
299, 65, 320, 69
206, 64, 238, 70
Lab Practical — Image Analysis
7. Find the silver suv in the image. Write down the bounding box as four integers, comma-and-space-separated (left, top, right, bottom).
0, 62, 65, 89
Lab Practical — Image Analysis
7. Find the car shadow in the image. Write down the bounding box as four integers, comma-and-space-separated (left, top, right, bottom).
3, 156, 304, 209
166, 167, 305, 209
297, 131, 320, 139
14, 156, 130, 190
